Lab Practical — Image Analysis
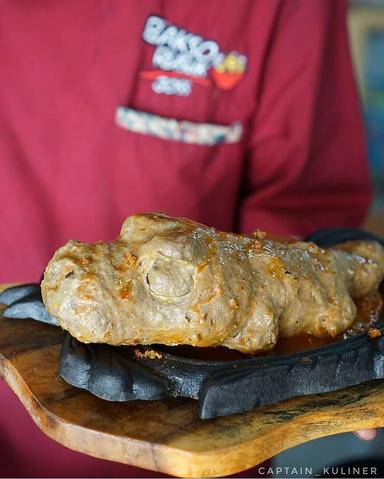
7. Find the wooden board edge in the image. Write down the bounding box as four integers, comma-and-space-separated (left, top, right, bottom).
3, 348, 384, 478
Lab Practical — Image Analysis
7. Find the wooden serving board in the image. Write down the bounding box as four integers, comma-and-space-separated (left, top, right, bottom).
1, 309, 384, 477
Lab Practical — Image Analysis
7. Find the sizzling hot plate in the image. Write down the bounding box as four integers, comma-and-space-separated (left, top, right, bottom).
1, 228, 383, 419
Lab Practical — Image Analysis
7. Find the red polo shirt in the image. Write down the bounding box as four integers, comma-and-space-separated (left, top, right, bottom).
0, 0, 370, 477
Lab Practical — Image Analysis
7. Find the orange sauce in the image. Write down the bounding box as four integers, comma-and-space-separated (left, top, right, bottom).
118, 281, 133, 300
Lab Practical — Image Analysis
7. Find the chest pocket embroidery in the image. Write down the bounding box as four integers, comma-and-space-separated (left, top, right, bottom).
141, 15, 247, 97
116, 106, 242, 145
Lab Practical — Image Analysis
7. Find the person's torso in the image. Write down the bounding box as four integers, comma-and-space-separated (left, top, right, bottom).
0, 0, 278, 282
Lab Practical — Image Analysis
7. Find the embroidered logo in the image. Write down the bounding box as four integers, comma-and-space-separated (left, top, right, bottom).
141, 15, 247, 96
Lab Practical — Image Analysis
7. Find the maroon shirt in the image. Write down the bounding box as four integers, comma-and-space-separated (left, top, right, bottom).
0, 0, 370, 476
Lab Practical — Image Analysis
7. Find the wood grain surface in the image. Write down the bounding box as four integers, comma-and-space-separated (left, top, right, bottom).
1, 304, 384, 477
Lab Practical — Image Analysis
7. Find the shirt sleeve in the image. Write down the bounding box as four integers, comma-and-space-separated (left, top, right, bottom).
239, 0, 371, 237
